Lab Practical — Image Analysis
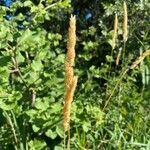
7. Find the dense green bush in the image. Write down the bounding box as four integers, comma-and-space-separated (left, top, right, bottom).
0, 0, 149, 149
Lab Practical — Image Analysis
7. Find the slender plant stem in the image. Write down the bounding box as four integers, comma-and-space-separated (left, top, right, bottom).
45, 0, 62, 11
67, 126, 70, 150
10, 110, 25, 150
123, 41, 126, 63
3, 111, 18, 144
103, 68, 129, 111
64, 132, 66, 150
7, 44, 28, 89
108, 47, 114, 75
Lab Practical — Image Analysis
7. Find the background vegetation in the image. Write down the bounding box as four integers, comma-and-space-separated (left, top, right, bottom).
0, 0, 149, 149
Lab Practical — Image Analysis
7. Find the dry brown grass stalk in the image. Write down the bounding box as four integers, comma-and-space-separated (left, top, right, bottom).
63, 15, 77, 149
112, 13, 118, 50
130, 49, 150, 69
123, 1, 128, 43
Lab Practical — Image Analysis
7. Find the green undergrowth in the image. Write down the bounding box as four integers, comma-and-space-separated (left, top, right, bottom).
0, 0, 149, 149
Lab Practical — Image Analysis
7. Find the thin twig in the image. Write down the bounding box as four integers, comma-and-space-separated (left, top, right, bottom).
8, 44, 28, 88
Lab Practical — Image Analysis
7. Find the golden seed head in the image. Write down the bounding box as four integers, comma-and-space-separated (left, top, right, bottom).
63, 76, 78, 132
130, 50, 150, 69
67, 15, 76, 66
112, 13, 118, 50
63, 15, 77, 134
123, 1, 128, 42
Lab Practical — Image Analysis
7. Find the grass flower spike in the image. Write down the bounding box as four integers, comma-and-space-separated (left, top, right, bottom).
63, 15, 78, 149
130, 50, 150, 69
123, 1, 128, 43
112, 13, 118, 50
